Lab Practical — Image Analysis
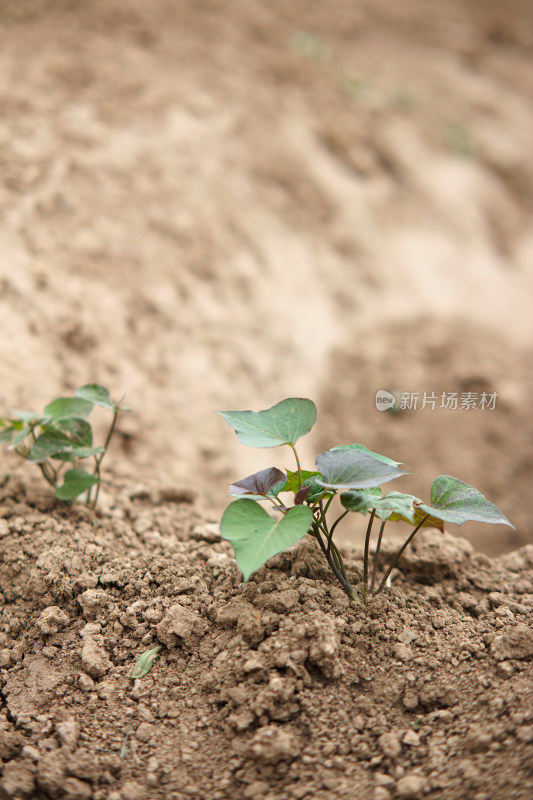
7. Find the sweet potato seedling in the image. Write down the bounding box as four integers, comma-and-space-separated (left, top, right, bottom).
0, 384, 126, 508
218, 398, 513, 605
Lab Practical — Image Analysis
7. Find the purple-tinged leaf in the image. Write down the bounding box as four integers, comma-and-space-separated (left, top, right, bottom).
229, 467, 287, 498
294, 485, 312, 505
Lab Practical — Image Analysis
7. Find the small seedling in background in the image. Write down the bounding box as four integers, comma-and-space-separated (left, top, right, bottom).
388, 88, 416, 112
444, 121, 475, 158
291, 29, 331, 61
340, 76, 373, 103
0, 384, 126, 508
218, 398, 513, 605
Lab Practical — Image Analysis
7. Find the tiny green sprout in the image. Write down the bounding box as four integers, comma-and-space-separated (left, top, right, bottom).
217, 398, 513, 606
130, 646, 163, 679
0, 384, 127, 508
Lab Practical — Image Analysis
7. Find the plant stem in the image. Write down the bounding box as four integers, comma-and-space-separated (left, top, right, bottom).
268, 496, 287, 513
328, 510, 349, 550
370, 519, 387, 594
375, 514, 429, 595
87, 456, 98, 505
309, 490, 331, 510
329, 539, 354, 582
362, 509, 376, 604
289, 444, 303, 490
314, 501, 359, 588
316, 495, 335, 535
311, 524, 360, 603
39, 461, 56, 489
316, 511, 349, 581
91, 405, 120, 508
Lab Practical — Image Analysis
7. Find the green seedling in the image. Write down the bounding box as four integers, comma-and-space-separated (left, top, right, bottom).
0, 384, 126, 508
291, 30, 331, 61
218, 398, 513, 605
444, 121, 475, 158
130, 646, 163, 680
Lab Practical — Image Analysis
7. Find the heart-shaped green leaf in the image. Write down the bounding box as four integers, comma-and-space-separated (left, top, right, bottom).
331, 444, 401, 468
52, 446, 105, 463
28, 419, 95, 463
340, 487, 382, 513
370, 491, 417, 523
55, 468, 99, 500
0, 422, 15, 445
316, 448, 407, 490
217, 398, 317, 448
29, 429, 77, 463
341, 489, 377, 514
43, 397, 94, 421
341, 489, 417, 523
54, 418, 93, 446
10, 410, 44, 424
419, 476, 514, 527
220, 499, 313, 581
385, 502, 445, 531
75, 384, 116, 410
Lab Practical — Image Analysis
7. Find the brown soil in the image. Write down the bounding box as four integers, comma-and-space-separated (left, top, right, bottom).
1, 1, 533, 799
1, 483, 533, 800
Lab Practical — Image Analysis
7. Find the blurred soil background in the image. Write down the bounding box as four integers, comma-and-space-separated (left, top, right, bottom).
1, 0, 533, 553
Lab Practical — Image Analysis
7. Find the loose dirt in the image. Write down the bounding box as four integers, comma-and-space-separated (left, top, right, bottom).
1, 1, 533, 798
1, 480, 533, 800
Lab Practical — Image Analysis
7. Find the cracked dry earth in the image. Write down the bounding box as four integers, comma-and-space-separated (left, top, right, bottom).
0, 477, 532, 800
